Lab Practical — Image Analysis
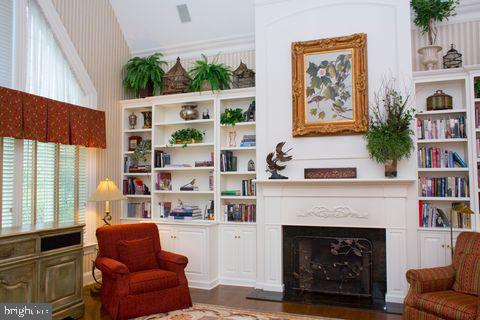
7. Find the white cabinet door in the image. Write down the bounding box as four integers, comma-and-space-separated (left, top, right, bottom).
238, 227, 256, 280
175, 227, 207, 277
219, 226, 238, 279
419, 232, 446, 268
157, 225, 175, 252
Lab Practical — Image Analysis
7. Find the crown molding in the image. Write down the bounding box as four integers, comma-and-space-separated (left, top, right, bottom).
132, 33, 255, 60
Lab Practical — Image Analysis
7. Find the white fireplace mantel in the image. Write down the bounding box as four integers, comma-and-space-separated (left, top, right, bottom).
255, 178, 416, 304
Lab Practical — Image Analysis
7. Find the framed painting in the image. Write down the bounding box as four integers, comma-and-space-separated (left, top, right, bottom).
292, 33, 368, 136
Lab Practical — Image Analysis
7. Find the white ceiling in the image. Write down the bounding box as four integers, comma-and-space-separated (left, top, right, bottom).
109, 0, 255, 55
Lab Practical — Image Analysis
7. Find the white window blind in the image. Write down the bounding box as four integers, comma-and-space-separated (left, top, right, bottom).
36, 142, 56, 224
58, 145, 76, 223
22, 140, 35, 225
1, 138, 15, 227
0, 0, 14, 88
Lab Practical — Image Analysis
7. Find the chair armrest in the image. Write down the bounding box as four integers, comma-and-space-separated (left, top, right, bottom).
95, 257, 129, 279
406, 265, 455, 294
157, 250, 188, 266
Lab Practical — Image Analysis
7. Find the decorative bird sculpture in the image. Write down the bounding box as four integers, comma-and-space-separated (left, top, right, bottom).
266, 142, 293, 179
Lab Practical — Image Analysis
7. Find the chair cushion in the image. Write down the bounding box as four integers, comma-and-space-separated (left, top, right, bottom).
453, 253, 480, 296
128, 269, 179, 295
117, 237, 158, 272
414, 290, 478, 320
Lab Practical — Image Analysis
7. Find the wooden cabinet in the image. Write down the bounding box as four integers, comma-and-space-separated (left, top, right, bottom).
419, 231, 458, 268
219, 225, 256, 285
0, 223, 84, 319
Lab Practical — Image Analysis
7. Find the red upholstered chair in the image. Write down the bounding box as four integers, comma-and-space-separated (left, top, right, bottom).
95, 223, 192, 320
404, 232, 480, 320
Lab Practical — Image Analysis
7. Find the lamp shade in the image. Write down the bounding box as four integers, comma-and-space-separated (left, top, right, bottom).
89, 178, 126, 202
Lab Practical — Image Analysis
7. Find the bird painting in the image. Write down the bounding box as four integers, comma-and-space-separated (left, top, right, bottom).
266, 142, 293, 179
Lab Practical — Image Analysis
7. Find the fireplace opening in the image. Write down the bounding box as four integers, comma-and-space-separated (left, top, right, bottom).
283, 226, 386, 307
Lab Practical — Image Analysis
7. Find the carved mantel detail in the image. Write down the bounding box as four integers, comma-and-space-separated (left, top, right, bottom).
296, 205, 369, 219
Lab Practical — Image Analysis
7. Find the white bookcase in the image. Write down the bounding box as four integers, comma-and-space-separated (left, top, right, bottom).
413, 67, 480, 268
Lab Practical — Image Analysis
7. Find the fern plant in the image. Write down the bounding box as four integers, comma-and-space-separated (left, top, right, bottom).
411, 0, 458, 45
221, 108, 244, 125
123, 53, 166, 98
189, 54, 232, 92
169, 128, 204, 147
365, 80, 415, 164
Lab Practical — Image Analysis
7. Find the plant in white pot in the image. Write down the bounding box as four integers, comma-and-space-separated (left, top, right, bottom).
411, 0, 458, 70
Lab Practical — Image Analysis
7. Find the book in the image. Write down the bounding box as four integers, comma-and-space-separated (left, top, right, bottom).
159, 201, 172, 218
222, 204, 256, 222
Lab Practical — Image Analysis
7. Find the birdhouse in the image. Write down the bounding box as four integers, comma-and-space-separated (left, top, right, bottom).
232, 61, 255, 89
443, 44, 462, 69
162, 57, 191, 95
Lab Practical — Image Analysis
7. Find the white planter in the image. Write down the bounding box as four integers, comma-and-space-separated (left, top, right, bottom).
417, 45, 442, 70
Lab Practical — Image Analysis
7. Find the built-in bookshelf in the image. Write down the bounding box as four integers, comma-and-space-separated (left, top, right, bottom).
120, 87, 256, 224
414, 68, 478, 232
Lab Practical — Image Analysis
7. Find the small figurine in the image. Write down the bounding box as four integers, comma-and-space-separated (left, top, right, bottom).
202, 109, 210, 119
248, 159, 255, 171
180, 179, 199, 191
143, 185, 150, 195
128, 112, 137, 129
244, 101, 255, 122
266, 142, 293, 179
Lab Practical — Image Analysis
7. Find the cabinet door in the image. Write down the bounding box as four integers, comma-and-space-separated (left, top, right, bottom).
419, 232, 446, 268
219, 226, 238, 279
175, 227, 207, 277
238, 227, 256, 280
38, 251, 82, 311
157, 225, 175, 252
0, 263, 36, 303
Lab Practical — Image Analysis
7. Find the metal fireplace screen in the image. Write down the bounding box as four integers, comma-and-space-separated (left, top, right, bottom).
291, 236, 373, 297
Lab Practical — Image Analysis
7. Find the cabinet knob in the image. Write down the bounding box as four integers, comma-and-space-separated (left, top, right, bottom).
234, 236, 237, 239
441, 244, 445, 248
446, 245, 451, 248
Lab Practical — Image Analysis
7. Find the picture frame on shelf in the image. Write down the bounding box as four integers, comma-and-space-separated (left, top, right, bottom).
128, 135, 142, 151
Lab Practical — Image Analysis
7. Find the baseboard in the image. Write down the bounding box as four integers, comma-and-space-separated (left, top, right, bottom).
385, 293, 406, 304
219, 277, 256, 287
83, 270, 101, 285
189, 278, 219, 290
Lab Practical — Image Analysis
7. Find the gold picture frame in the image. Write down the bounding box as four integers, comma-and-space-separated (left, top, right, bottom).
292, 33, 368, 137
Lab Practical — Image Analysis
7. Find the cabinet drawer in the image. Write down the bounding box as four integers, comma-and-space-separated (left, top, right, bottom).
0, 263, 36, 303
0, 238, 36, 262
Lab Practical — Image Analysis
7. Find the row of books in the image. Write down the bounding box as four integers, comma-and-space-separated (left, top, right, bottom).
123, 178, 148, 195
154, 150, 171, 168
126, 202, 151, 219
474, 103, 480, 128
417, 147, 467, 168
220, 151, 237, 172
241, 179, 256, 196
222, 204, 256, 222
124, 157, 151, 173
419, 201, 472, 229
416, 116, 466, 140
476, 138, 480, 157
240, 134, 256, 147
418, 177, 469, 198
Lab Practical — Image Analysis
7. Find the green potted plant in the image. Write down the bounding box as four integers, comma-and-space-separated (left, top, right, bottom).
475, 78, 480, 99
123, 53, 167, 98
189, 54, 232, 92
221, 108, 244, 126
169, 128, 204, 147
364, 81, 415, 178
132, 139, 151, 166
411, 0, 458, 70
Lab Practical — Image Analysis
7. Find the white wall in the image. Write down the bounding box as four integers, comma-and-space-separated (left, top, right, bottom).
255, 0, 415, 180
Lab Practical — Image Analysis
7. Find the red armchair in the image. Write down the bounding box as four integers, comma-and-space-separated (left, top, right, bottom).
95, 223, 192, 320
404, 232, 480, 320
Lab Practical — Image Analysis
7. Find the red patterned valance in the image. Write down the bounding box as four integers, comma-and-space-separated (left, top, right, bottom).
0, 86, 106, 149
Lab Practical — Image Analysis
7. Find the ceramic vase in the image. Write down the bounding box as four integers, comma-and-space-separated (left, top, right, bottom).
418, 45, 442, 70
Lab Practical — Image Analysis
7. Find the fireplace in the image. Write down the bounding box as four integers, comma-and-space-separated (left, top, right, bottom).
283, 226, 386, 306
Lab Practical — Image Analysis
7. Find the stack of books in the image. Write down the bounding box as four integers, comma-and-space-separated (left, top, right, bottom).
222, 204, 256, 222
240, 134, 256, 147
221, 190, 241, 196
127, 202, 151, 219
123, 178, 147, 195
418, 176, 469, 197
220, 151, 237, 171
154, 150, 171, 168
417, 147, 467, 168
419, 201, 472, 229
124, 157, 151, 173
241, 179, 256, 196
416, 116, 466, 140
169, 204, 203, 220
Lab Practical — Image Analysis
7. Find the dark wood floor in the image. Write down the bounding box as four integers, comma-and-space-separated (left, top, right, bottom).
81, 285, 403, 320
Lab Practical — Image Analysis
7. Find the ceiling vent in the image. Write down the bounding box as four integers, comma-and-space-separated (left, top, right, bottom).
176, 4, 191, 23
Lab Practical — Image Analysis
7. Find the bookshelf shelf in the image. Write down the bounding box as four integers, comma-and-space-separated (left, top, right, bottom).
220, 146, 256, 151
220, 196, 257, 200
417, 167, 469, 172
154, 166, 214, 171
220, 171, 257, 175
154, 119, 214, 126
417, 138, 468, 144
154, 142, 214, 149
123, 173, 151, 176
418, 197, 470, 202
416, 109, 467, 116
418, 227, 472, 232
154, 190, 214, 195
124, 128, 152, 133
126, 195, 151, 199
221, 122, 256, 127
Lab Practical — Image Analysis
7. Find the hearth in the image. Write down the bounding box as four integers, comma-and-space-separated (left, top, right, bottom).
283, 226, 386, 307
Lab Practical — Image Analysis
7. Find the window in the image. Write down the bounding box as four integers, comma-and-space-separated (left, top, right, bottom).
0, 0, 90, 229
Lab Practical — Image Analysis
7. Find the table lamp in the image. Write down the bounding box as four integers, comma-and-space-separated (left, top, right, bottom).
449, 203, 474, 257
89, 178, 126, 226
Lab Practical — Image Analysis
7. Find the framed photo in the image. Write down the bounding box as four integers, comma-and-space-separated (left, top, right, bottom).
292, 33, 368, 136
128, 136, 142, 151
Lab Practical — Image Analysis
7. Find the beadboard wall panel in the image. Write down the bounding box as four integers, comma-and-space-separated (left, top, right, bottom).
411, 20, 480, 71
52, 0, 131, 274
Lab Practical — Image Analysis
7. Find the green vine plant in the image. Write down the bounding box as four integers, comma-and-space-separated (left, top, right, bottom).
123, 53, 167, 98
364, 79, 415, 164
169, 128, 204, 147
189, 54, 232, 92
411, 0, 458, 46
132, 140, 152, 165
220, 108, 244, 126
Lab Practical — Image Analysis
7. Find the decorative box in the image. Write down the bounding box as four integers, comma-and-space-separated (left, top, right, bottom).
304, 168, 357, 179
426, 90, 453, 111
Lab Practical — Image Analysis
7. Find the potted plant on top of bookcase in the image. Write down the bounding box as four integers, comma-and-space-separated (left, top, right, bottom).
411, 0, 458, 70
189, 54, 232, 92
123, 53, 167, 98
364, 80, 415, 178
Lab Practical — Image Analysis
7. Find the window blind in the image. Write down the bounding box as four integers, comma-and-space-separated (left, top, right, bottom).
22, 140, 35, 225
36, 142, 56, 224
1, 138, 14, 227
58, 144, 76, 223
0, 0, 13, 88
